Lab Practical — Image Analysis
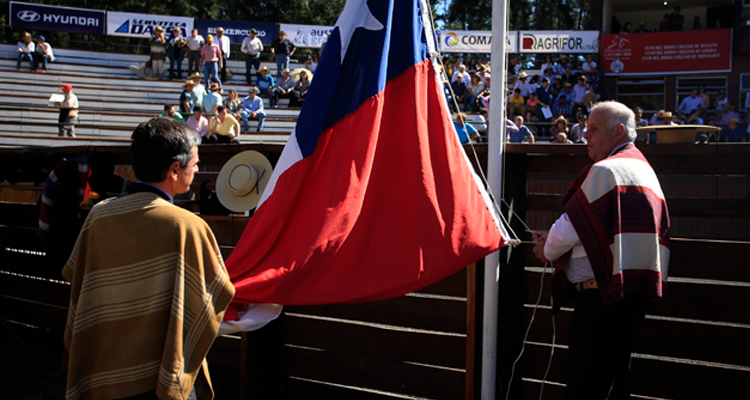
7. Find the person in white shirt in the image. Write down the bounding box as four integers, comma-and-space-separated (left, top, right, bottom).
215, 27, 231, 82
241, 28, 264, 85
17, 32, 35, 71
451, 64, 470, 84
33, 36, 54, 73
186, 29, 204, 75
513, 72, 532, 99
677, 89, 704, 117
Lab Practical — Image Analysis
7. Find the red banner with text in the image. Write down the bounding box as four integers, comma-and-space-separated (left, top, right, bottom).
601, 29, 731, 75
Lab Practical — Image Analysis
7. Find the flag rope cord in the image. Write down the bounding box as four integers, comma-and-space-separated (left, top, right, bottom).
425, 11, 528, 247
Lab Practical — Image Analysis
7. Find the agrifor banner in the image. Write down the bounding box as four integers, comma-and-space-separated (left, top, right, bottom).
10, 1, 105, 35
439, 30, 517, 53
601, 29, 732, 75
195, 19, 278, 45
519, 31, 599, 53
280, 24, 333, 49
107, 11, 193, 39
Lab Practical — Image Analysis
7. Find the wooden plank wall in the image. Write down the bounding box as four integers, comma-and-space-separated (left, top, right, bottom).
0, 144, 475, 400
503, 143, 750, 399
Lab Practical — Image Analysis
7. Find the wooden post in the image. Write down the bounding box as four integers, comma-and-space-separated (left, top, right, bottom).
465, 263, 477, 400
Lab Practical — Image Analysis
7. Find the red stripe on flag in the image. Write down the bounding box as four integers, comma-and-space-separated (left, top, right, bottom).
226, 59, 504, 305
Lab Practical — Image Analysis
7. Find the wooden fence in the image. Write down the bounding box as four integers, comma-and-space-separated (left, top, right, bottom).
1, 143, 748, 399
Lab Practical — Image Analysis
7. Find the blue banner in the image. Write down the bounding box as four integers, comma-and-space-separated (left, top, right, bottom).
9, 1, 105, 35
195, 19, 278, 46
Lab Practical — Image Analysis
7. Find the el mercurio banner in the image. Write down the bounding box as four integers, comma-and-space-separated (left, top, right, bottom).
601, 29, 732, 75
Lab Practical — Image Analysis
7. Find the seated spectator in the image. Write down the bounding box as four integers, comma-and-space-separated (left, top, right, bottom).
722, 118, 747, 142
207, 106, 240, 143
510, 116, 535, 143
466, 74, 484, 112
507, 88, 525, 117
202, 82, 223, 116
550, 75, 564, 98
223, 89, 242, 117
678, 89, 704, 117
662, 111, 677, 126
561, 67, 576, 85
33, 36, 54, 73
582, 54, 598, 89
186, 105, 209, 139
180, 80, 194, 115
525, 111, 539, 134
256, 66, 275, 97
160, 104, 184, 121
453, 113, 479, 144
305, 52, 320, 74
507, 57, 521, 84
554, 132, 573, 143
452, 64, 471, 84
272, 68, 295, 108
513, 72, 532, 99
450, 74, 469, 112
633, 107, 648, 127
635, 21, 649, 33
526, 93, 539, 116
472, 109, 488, 135
698, 86, 710, 109
715, 89, 729, 110
291, 70, 311, 108
685, 109, 703, 125
552, 96, 572, 120
650, 110, 665, 125
569, 113, 587, 143
240, 87, 266, 133
17, 32, 35, 71
477, 74, 491, 110
550, 116, 569, 139
716, 103, 738, 128
542, 66, 555, 85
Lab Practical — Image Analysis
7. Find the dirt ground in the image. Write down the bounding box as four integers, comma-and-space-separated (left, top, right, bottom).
0, 322, 240, 400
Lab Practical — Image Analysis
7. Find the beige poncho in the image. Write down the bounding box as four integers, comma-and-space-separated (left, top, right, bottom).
63, 192, 235, 400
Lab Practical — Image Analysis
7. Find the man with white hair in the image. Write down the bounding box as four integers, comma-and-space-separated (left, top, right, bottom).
533, 101, 670, 400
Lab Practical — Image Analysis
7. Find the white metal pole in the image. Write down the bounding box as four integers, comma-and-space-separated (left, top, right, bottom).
481, 0, 508, 399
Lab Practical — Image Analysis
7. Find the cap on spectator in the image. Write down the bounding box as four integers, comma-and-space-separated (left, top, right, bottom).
37, 35, 45, 41
260, 66, 268, 71
216, 27, 224, 33
154, 26, 164, 33
249, 87, 259, 94
207, 34, 214, 41
60, 84, 72, 91
250, 28, 258, 34
282, 68, 290, 73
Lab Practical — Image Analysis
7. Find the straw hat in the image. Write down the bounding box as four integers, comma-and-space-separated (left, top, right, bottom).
216, 151, 273, 212
154, 26, 164, 33
188, 72, 202, 80
518, 71, 528, 79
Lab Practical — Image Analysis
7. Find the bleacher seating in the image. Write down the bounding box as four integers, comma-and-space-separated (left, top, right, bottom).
0, 44, 306, 147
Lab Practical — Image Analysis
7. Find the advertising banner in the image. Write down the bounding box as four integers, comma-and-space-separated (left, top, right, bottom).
280, 24, 333, 48
439, 30, 517, 53
601, 29, 732, 75
195, 19, 277, 45
10, 1, 105, 35
518, 31, 599, 53
107, 11, 193, 39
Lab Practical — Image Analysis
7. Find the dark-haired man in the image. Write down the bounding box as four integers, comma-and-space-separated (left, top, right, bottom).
62, 118, 235, 400
270, 30, 296, 79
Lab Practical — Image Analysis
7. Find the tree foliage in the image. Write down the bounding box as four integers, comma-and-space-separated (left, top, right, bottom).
442, 0, 602, 31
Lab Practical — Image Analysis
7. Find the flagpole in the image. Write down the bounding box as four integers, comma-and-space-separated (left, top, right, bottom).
482, 0, 508, 399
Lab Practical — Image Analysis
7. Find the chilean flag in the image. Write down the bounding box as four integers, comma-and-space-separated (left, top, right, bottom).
224, 0, 507, 315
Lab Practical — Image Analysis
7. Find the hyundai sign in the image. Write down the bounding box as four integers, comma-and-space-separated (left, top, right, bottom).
10, 2, 105, 34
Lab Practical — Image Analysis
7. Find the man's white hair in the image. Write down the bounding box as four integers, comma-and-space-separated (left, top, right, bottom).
590, 101, 637, 142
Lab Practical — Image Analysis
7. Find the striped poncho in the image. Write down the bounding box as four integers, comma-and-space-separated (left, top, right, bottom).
553, 143, 671, 311
63, 192, 235, 400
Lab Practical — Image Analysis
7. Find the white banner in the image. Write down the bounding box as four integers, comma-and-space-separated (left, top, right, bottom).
280, 23, 333, 49
518, 31, 599, 53
107, 11, 193, 39
439, 30, 517, 54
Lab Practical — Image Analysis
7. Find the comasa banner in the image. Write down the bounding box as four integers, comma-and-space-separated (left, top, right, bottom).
519, 30, 599, 53
601, 29, 732, 75
9, 1, 105, 35
439, 30, 518, 53
195, 19, 278, 45
107, 11, 193, 39
280, 23, 333, 48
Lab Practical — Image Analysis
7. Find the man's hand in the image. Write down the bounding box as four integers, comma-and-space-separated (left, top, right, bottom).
532, 231, 548, 262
